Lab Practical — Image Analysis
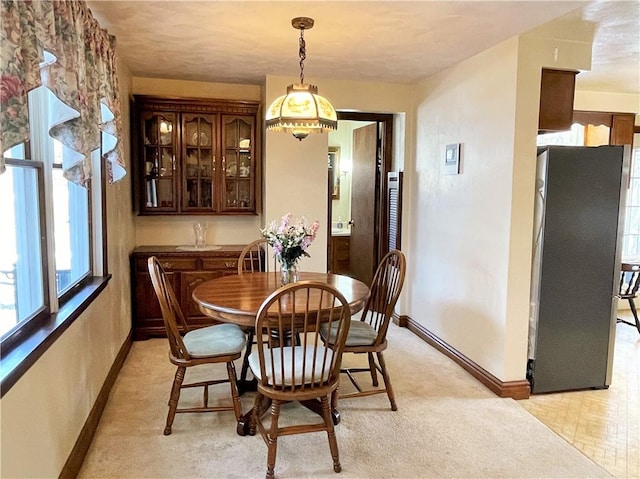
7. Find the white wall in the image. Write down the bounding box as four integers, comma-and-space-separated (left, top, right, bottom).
408, 30, 593, 382
410, 37, 521, 381
0, 61, 136, 477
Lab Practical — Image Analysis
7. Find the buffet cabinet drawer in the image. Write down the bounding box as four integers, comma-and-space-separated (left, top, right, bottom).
134, 256, 198, 272
130, 245, 246, 340
202, 258, 238, 271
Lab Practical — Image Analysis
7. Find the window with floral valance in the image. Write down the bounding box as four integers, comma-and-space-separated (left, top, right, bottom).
0, 0, 125, 395
0, 0, 126, 185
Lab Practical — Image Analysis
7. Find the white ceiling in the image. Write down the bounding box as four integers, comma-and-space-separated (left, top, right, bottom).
87, 0, 639, 95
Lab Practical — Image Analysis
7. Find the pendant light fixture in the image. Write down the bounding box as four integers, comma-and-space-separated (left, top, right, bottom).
265, 17, 337, 141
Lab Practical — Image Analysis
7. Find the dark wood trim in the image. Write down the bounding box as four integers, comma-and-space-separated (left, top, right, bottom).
131, 95, 260, 114
396, 315, 531, 400
1, 275, 112, 397
59, 332, 133, 479
573, 110, 615, 127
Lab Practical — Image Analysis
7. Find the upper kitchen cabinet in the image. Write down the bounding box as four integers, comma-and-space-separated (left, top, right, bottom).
538, 68, 578, 133
132, 95, 261, 215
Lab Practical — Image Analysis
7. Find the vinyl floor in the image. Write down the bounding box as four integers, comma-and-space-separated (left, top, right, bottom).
519, 312, 640, 479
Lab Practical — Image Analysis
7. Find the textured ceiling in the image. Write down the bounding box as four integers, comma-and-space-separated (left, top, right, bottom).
87, 0, 639, 95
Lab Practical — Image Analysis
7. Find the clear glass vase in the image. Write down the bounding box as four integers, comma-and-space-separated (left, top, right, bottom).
280, 263, 299, 286
193, 223, 207, 248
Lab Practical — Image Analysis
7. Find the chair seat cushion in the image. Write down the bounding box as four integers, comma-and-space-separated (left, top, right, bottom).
321, 320, 378, 347
248, 345, 334, 386
183, 323, 246, 358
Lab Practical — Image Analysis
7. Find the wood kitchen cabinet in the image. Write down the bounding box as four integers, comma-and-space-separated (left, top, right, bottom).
610, 113, 635, 146
132, 95, 261, 215
573, 111, 636, 147
329, 236, 351, 275
130, 245, 246, 340
538, 68, 578, 133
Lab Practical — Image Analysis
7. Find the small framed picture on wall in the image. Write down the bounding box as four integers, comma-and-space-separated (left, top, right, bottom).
444, 143, 461, 175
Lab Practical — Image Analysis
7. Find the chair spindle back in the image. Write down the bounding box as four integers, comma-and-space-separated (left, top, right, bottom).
619, 264, 640, 299
148, 256, 191, 360
361, 250, 406, 345
238, 238, 278, 274
254, 281, 351, 393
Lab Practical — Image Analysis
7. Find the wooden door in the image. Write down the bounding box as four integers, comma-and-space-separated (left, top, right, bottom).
349, 123, 378, 286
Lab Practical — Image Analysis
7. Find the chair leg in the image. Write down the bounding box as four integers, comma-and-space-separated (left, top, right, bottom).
226, 361, 242, 421
376, 352, 397, 411
629, 298, 640, 334
321, 395, 342, 473
165, 366, 186, 435
265, 400, 281, 479
368, 352, 379, 387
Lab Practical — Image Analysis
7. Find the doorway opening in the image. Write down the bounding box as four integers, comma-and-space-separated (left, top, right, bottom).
326, 112, 394, 286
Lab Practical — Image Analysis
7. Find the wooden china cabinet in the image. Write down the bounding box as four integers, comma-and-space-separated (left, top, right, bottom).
130, 95, 261, 339
132, 95, 261, 215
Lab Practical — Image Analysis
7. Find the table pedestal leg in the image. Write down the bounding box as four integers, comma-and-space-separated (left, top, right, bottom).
300, 399, 341, 425
236, 398, 340, 435
236, 395, 270, 436
236, 378, 257, 395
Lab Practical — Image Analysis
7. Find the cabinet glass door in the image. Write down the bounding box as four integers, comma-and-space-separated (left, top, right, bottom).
182, 113, 217, 211
222, 115, 254, 211
141, 112, 177, 212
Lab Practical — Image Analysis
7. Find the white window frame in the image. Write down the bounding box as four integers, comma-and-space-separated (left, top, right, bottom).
622, 136, 640, 259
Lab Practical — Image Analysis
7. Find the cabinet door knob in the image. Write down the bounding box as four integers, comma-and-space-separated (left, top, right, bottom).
161, 262, 173, 269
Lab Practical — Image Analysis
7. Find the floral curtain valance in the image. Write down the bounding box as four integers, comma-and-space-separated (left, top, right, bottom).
0, 0, 126, 186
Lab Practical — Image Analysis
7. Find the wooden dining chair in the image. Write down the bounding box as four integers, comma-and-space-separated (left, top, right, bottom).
618, 263, 640, 334
248, 281, 351, 479
147, 256, 246, 435
238, 238, 277, 274
237, 238, 277, 383
323, 250, 406, 412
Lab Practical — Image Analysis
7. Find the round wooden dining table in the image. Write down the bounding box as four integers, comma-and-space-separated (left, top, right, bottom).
192, 271, 370, 328
192, 271, 370, 435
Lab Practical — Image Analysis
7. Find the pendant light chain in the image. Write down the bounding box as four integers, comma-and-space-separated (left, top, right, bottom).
265, 16, 337, 141
298, 27, 306, 85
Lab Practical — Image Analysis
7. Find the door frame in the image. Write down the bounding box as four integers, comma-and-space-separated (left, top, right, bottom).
327, 111, 394, 276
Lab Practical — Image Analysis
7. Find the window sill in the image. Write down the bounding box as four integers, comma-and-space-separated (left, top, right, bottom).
0, 275, 111, 398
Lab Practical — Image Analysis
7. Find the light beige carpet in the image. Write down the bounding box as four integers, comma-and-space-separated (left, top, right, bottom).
78, 325, 610, 478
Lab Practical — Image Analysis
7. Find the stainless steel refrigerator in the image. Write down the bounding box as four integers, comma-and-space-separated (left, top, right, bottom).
527, 145, 630, 394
